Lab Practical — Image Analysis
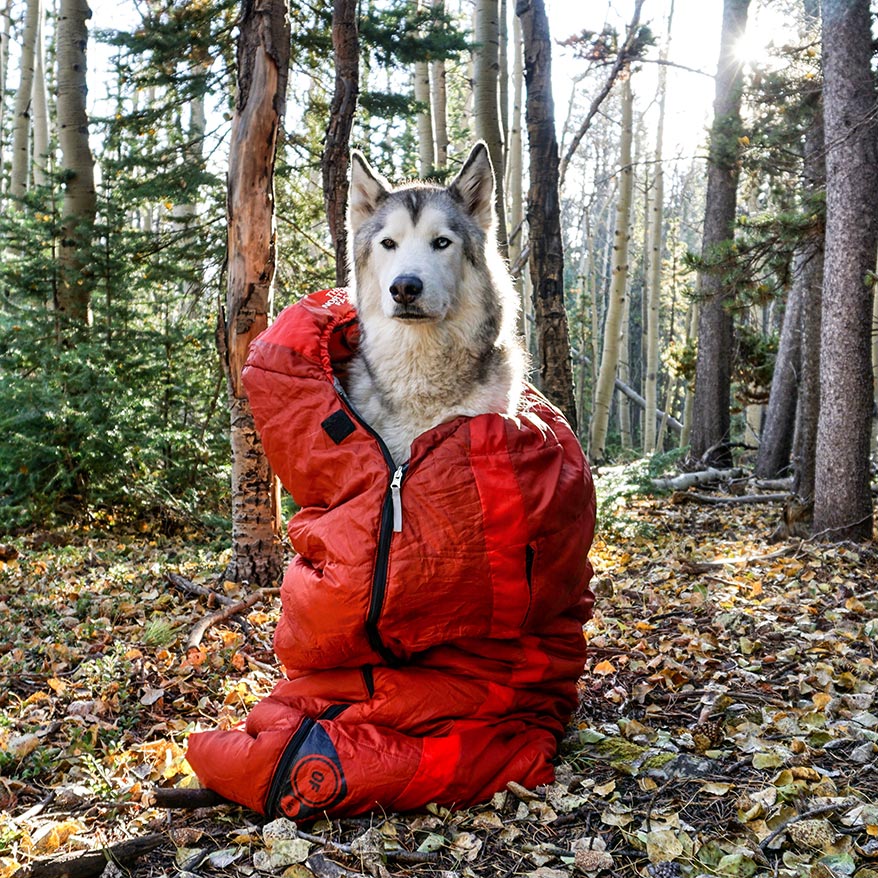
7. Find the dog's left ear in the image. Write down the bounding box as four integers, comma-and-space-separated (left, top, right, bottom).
348, 150, 391, 232
448, 142, 496, 232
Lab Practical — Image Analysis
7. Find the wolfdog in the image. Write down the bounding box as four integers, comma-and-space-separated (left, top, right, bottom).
345, 143, 525, 466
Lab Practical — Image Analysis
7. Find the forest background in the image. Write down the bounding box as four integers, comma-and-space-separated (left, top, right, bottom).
2, 1, 878, 877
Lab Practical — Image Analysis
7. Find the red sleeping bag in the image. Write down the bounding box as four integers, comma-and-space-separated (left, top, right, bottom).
186, 289, 596, 819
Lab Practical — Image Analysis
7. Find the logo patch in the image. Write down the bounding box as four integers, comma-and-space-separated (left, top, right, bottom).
278, 723, 347, 821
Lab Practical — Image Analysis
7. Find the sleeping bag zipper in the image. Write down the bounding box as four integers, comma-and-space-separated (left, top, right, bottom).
332, 378, 407, 666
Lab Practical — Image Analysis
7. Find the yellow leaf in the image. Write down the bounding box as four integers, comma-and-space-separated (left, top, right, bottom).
846, 596, 866, 613
594, 780, 616, 796
593, 660, 616, 676
47, 677, 66, 694
749, 580, 763, 598
812, 692, 832, 711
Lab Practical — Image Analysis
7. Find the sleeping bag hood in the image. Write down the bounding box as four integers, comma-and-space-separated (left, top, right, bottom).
186, 288, 596, 820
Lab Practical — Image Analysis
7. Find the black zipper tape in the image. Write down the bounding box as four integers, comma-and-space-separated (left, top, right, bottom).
264, 717, 316, 818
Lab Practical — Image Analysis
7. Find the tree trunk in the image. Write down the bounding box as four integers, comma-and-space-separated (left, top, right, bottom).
223, 0, 290, 588
687, 0, 750, 468
414, 57, 434, 176
590, 75, 634, 461
643, 4, 672, 454
791, 0, 825, 515
812, 0, 877, 542
755, 259, 804, 479
429, 0, 448, 170
10, 0, 42, 199
31, 6, 48, 187
56, 0, 96, 325
507, 12, 525, 335
430, 64, 448, 169
474, 0, 508, 256
322, 0, 358, 287
0, 0, 11, 177
516, 0, 577, 429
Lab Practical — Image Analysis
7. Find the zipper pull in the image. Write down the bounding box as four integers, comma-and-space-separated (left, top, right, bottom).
390, 465, 405, 532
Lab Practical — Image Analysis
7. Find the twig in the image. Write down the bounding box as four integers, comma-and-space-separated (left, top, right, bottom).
13, 833, 167, 878
294, 828, 439, 864
759, 802, 855, 851
187, 588, 279, 649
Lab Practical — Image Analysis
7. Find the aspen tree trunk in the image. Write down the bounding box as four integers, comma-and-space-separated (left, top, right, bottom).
643, 4, 673, 454
323, 0, 358, 286
498, 0, 508, 156
474, 0, 508, 256
688, 0, 750, 467
0, 0, 10, 178
618, 289, 631, 449
10, 0, 42, 199
507, 13, 525, 336
680, 303, 698, 448
516, 0, 577, 428
31, 7, 48, 187
812, 0, 877, 542
56, 0, 96, 325
414, 59, 434, 176
430, 0, 448, 170
223, 0, 290, 588
590, 75, 634, 462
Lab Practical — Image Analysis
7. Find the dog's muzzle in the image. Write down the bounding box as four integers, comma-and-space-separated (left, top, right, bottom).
390, 275, 423, 306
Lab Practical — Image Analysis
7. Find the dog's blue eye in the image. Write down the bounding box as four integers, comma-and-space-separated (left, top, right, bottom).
432, 237, 452, 250
380, 238, 396, 250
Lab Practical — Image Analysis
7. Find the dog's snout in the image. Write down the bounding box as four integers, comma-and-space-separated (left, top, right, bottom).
390, 275, 423, 305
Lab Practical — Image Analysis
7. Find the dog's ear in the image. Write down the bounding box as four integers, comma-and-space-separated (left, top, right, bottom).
348, 151, 390, 231
447, 142, 495, 232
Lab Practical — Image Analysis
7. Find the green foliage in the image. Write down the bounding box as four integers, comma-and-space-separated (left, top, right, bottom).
595, 450, 686, 537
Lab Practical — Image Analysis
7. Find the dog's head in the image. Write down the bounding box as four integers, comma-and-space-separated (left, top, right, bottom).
346, 143, 498, 325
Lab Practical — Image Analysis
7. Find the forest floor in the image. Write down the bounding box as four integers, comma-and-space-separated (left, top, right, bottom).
1, 465, 878, 878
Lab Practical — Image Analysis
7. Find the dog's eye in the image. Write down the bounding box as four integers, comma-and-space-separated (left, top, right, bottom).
380, 238, 397, 250
432, 236, 452, 250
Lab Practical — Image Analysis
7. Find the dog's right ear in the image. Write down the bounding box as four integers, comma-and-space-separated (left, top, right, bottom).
348, 151, 390, 232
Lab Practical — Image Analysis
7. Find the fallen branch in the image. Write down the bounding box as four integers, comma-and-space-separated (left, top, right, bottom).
146, 787, 233, 809
680, 543, 800, 572
14, 833, 166, 878
165, 572, 237, 607
671, 491, 788, 506
652, 467, 744, 491
187, 588, 279, 650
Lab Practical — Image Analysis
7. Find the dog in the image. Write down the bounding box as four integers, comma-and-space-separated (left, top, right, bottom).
344, 142, 525, 466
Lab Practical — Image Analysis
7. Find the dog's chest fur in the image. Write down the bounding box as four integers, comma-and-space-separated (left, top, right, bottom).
347, 322, 520, 465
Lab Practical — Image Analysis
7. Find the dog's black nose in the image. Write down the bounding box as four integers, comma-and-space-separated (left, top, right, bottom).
390, 275, 423, 305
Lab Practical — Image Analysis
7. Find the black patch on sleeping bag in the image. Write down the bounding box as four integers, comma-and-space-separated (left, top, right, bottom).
269, 713, 348, 821
322, 409, 356, 444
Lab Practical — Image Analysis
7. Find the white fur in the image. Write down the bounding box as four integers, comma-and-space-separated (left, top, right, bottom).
345, 144, 525, 466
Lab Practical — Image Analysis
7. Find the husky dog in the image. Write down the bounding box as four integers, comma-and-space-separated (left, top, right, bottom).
345, 143, 525, 465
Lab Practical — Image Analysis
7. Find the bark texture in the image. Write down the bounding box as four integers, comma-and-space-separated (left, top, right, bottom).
10, 0, 42, 198
688, 0, 750, 467
224, 0, 290, 587
56, 0, 96, 325
516, 0, 576, 430
812, 0, 878, 541
414, 56, 434, 176
322, 0, 358, 286
474, 0, 508, 255
643, 5, 672, 453
590, 76, 634, 461
754, 277, 803, 478
430, 0, 448, 168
